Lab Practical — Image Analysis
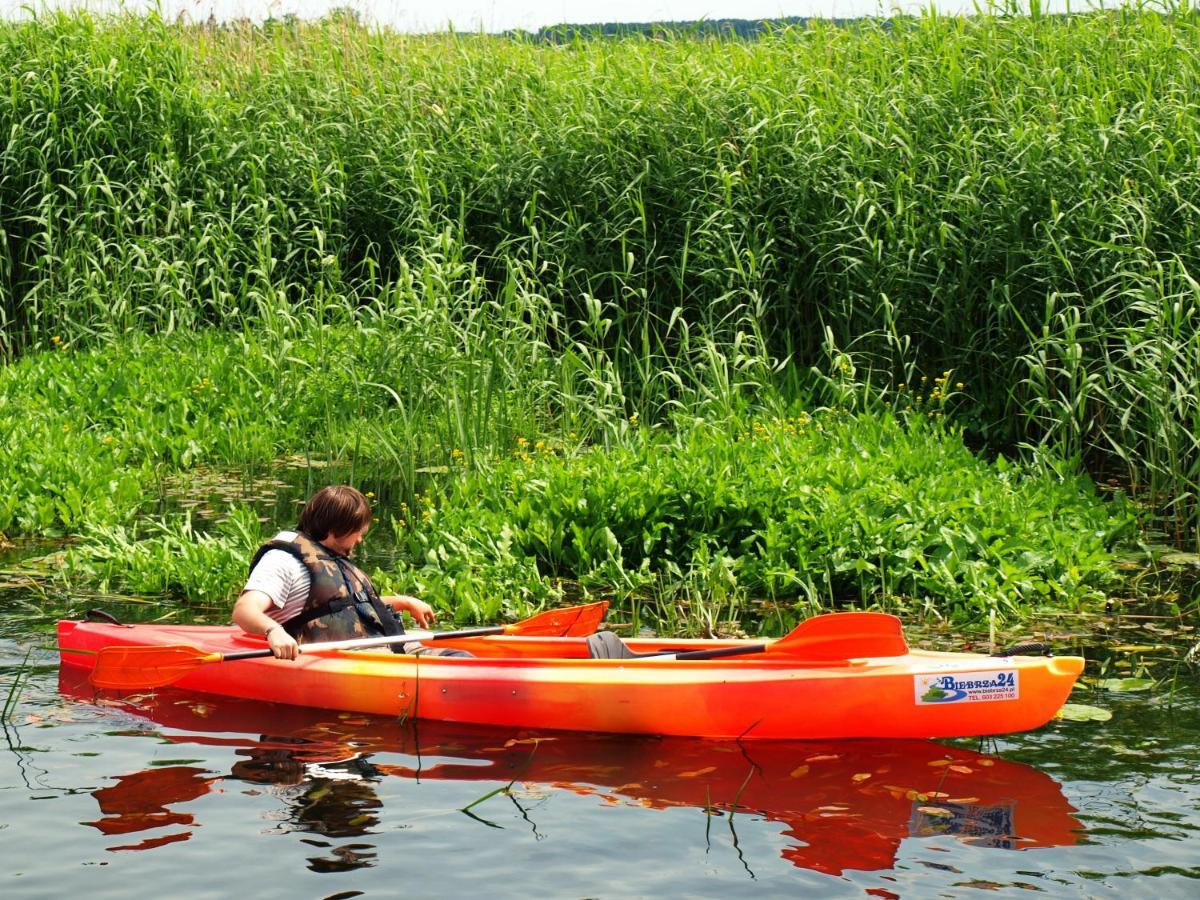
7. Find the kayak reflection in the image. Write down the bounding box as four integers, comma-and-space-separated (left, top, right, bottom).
82, 765, 216, 852
62, 670, 1081, 876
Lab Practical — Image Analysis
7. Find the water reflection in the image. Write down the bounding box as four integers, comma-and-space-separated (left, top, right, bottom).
231, 749, 384, 871
61, 668, 1082, 876
82, 765, 216, 851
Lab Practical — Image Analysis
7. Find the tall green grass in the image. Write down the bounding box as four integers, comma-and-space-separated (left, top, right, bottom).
3, 8, 1198, 540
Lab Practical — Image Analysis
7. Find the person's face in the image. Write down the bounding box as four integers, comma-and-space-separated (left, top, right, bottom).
325, 524, 368, 556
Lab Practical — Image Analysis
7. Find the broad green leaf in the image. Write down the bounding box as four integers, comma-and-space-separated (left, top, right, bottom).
1057, 704, 1112, 722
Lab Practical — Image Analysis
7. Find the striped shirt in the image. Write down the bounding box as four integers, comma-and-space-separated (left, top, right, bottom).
242, 531, 312, 626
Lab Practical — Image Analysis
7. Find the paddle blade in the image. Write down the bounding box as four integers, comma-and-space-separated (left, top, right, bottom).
771, 612, 909, 660
506, 601, 609, 637
90, 645, 223, 690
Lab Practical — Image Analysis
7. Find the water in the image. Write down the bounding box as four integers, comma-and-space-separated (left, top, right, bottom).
4, 598, 1199, 898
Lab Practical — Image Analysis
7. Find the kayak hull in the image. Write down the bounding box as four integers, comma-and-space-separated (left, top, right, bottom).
57, 672, 1084, 875
57, 620, 1084, 740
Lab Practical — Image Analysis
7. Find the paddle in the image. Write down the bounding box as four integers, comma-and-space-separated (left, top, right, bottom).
88, 600, 609, 690
587, 611, 910, 662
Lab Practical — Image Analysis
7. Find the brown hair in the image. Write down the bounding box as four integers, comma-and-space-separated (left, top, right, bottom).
297, 485, 372, 540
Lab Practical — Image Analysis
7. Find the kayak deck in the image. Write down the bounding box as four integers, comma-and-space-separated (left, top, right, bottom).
58, 620, 1084, 741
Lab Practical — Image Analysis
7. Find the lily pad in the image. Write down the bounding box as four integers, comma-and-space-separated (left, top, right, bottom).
1095, 677, 1155, 692
1159, 551, 1200, 566
1057, 703, 1112, 722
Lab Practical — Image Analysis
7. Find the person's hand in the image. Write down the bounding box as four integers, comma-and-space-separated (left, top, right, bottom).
266, 625, 299, 660
389, 595, 435, 628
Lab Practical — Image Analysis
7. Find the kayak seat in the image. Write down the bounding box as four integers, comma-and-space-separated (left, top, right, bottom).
586, 632, 698, 660
402, 641, 474, 658
586, 631, 638, 659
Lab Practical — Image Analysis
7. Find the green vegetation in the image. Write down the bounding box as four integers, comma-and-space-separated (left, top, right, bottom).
385, 413, 1130, 629
0, 7, 1189, 630
5, 321, 1131, 626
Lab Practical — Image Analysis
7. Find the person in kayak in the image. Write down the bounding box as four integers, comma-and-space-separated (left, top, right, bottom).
233, 484, 468, 659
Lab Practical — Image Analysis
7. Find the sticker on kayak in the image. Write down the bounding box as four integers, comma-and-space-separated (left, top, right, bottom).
914, 669, 1019, 705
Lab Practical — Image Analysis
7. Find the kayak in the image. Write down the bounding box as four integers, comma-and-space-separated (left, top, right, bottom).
58, 670, 1083, 873
57, 616, 1084, 740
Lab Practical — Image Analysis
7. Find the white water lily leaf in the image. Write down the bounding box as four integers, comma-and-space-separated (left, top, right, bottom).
1057, 703, 1112, 722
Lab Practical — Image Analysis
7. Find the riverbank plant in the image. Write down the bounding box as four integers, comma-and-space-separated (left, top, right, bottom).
50, 389, 1132, 629
384, 412, 1132, 629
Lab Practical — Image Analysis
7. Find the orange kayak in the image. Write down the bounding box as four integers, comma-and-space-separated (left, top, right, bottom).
57, 619, 1084, 740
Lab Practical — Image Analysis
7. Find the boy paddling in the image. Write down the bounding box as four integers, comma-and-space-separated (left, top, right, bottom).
233, 485, 467, 658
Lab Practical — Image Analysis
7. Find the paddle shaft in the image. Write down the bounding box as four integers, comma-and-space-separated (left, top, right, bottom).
222, 601, 608, 660
639, 643, 767, 662
84, 602, 610, 690
222, 626, 505, 661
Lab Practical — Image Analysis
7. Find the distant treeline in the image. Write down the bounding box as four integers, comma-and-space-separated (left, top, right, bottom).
509, 17, 850, 41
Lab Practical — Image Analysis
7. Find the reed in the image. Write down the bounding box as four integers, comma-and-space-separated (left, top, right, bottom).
2, 646, 33, 721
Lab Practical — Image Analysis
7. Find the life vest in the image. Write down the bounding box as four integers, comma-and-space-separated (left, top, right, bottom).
248, 531, 405, 649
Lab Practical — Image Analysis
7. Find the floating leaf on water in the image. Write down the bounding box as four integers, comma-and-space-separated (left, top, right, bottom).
1104, 743, 1144, 757
1159, 551, 1200, 566
977, 760, 994, 767
789, 765, 810, 778
1109, 644, 1165, 653
508, 785, 551, 801
917, 806, 954, 818
852, 773, 872, 782
678, 766, 717, 778
1057, 703, 1113, 722
948, 765, 974, 774
805, 753, 840, 762
927, 759, 953, 767
1095, 677, 1155, 692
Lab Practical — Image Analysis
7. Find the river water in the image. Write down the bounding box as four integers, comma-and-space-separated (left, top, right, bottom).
3, 589, 1198, 899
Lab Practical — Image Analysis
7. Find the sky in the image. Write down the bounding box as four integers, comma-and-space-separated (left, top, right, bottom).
0, 1, 1068, 34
